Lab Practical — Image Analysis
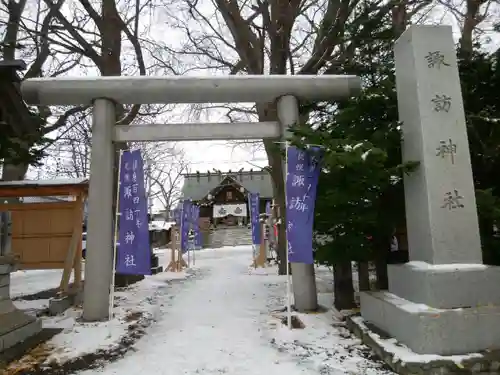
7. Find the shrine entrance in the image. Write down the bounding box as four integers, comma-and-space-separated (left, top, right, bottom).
21, 75, 361, 322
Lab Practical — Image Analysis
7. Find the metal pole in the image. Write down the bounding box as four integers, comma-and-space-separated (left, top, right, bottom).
277, 95, 318, 312
83, 98, 116, 321
109, 150, 123, 320
284, 143, 292, 329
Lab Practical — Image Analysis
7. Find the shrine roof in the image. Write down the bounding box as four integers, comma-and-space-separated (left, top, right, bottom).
181, 170, 273, 200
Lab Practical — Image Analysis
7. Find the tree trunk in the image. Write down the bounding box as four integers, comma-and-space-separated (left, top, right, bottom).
256, 103, 288, 275
275, 185, 287, 275
460, 0, 482, 56
2, 0, 27, 60
100, 0, 141, 287
1, 162, 29, 182
357, 261, 370, 291
268, 154, 287, 276
333, 261, 356, 310
375, 257, 389, 290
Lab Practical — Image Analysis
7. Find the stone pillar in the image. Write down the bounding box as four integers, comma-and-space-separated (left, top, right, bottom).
0, 212, 41, 352
277, 95, 318, 312
82, 99, 116, 321
360, 25, 500, 355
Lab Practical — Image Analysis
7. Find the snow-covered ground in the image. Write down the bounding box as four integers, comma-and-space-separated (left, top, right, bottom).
8, 245, 392, 374
43, 269, 191, 363
10, 269, 64, 298
77, 246, 389, 374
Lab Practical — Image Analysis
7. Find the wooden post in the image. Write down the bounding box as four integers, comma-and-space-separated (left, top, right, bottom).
73, 194, 84, 292
255, 222, 267, 268
60, 194, 84, 294
166, 226, 179, 271
166, 226, 187, 271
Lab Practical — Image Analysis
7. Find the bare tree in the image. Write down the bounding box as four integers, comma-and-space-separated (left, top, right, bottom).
136, 142, 189, 216
434, 0, 499, 55
0, 0, 173, 182
150, 0, 436, 276
41, 112, 93, 179
0, 0, 91, 180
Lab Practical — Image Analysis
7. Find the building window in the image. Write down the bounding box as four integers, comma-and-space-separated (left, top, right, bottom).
226, 191, 233, 200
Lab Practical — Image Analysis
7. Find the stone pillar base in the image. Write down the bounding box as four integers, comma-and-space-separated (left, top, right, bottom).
388, 262, 500, 309
0, 307, 42, 352
360, 291, 500, 355
1, 258, 42, 353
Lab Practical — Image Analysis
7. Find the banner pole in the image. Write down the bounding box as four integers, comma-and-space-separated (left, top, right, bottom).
249, 194, 256, 267
193, 239, 196, 266
285, 142, 292, 330
109, 150, 123, 321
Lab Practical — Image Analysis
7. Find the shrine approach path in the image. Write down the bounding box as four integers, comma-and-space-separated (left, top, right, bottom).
79, 245, 312, 375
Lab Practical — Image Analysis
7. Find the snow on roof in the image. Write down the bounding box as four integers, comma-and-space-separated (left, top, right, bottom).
0, 178, 88, 187
21, 196, 74, 203
182, 171, 273, 200
149, 221, 175, 231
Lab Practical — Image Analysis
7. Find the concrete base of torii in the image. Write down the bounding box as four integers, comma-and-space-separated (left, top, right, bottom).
0, 256, 42, 353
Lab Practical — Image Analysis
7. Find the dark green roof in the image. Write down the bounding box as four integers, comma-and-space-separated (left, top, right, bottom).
181, 170, 273, 200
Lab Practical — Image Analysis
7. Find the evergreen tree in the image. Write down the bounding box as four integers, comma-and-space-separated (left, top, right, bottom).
294, 22, 413, 308
458, 48, 500, 264
297, 25, 500, 308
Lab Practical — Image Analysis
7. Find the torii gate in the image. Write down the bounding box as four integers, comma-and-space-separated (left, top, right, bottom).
21, 75, 361, 321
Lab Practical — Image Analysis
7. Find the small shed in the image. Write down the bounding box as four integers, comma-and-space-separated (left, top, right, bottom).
149, 220, 175, 247
0, 178, 88, 293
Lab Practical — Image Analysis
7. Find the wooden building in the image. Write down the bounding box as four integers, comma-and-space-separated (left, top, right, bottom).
181, 170, 273, 226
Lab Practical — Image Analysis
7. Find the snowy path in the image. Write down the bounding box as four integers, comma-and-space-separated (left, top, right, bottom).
81, 246, 309, 375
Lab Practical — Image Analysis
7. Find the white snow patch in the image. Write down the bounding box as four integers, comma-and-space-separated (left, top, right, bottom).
11, 245, 393, 374
149, 221, 174, 231
0, 178, 87, 187
248, 266, 275, 276
152, 247, 166, 254
353, 143, 364, 150
406, 261, 488, 272
42, 269, 190, 364
70, 246, 390, 375
263, 266, 392, 374
44, 309, 128, 363
10, 269, 64, 298
361, 149, 372, 160
13, 298, 50, 311
351, 316, 482, 365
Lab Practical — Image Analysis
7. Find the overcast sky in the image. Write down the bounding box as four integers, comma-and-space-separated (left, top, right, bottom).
19, 1, 500, 210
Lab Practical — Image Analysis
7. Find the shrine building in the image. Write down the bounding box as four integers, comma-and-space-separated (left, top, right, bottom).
181, 169, 273, 226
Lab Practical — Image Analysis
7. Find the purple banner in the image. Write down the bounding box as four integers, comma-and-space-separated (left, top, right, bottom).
286, 146, 323, 264
180, 200, 192, 253
191, 205, 202, 249
248, 193, 261, 245
116, 150, 151, 275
